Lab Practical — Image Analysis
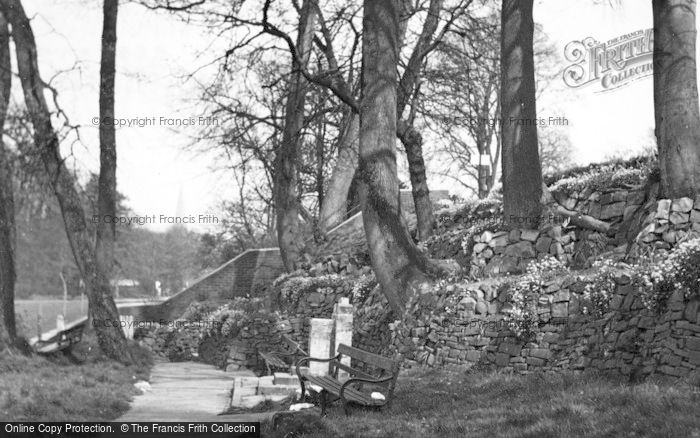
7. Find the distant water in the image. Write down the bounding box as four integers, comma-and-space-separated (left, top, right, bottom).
14, 297, 166, 338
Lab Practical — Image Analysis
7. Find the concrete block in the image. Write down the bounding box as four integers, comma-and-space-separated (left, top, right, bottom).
238, 395, 268, 408
333, 298, 354, 380
258, 384, 298, 397
258, 375, 274, 386
274, 372, 300, 386
309, 318, 333, 376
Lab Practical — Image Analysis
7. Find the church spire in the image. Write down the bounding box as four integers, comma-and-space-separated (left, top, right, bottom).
175, 183, 185, 218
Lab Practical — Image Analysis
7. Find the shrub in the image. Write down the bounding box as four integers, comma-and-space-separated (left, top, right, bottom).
549, 159, 655, 194
544, 154, 657, 188
205, 298, 267, 338
274, 274, 353, 311
181, 300, 221, 321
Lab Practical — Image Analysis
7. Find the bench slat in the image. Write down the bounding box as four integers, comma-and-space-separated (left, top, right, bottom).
337, 344, 397, 371
334, 362, 378, 381
304, 375, 382, 406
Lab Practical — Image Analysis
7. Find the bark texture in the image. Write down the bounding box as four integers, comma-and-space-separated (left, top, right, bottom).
0, 11, 14, 347
2, 0, 130, 362
96, 0, 118, 300
275, 0, 316, 271
360, 0, 428, 315
318, 110, 359, 233
477, 83, 499, 199
500, 0, 542, 229
653, 0, 700, 198
397, 120, 433, 240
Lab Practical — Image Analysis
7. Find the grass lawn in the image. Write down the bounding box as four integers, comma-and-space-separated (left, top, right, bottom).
0, 334, 152, 421
264, 368, 700, 438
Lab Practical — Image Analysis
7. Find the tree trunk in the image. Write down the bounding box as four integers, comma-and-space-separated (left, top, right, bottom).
96, 0, 118, 306
397, 120, 434, 240
478, 81, 498, 199
2, 0, 131, 362
361, 0, 429, 315
500, 0, 542, 229
275, 0, 316, 271
395, 0, 442, 241
477, 155, 491, 199
318, 111, 359, 233
488, 132, 501, 192
397, 0, 443, 115
0, 10, 14, 348
319, 0, 441, 239
314, 110, 325, 213
653, 0, 700, 198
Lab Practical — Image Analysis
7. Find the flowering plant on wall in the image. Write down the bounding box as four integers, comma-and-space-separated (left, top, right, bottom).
351, 273, 377, 304
632, 237, 700, 311
275, 274, 352, 308
580, 259, 619, 317
503, 256, 569, 339
206, 298, 266, 337
548, 159, 654, 194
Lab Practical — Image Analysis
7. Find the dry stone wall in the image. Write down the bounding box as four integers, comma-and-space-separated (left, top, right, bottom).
630, 196, 700, 257
143, 173, 700, 382
197, 312, 295, 373
194, 272, 386, 374
391, 275, 700, 378
426, 188, 700, 277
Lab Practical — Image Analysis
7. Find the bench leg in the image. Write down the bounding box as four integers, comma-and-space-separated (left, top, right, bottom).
342, 398, 351, 416
299, 379, 306, 402
62, 346, 82, 364
320, 390, 327, 417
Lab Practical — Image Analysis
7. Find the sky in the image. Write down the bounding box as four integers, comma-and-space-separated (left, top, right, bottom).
18, 0, 681, 231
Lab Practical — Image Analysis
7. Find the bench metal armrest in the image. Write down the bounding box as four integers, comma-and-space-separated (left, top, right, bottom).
295, 354, 340, 380
339, 376, 393, 401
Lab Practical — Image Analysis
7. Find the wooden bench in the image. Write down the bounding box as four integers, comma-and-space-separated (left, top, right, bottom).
258, 334, 308, 375
295, 344, 401, 416
33, 322, 85, 355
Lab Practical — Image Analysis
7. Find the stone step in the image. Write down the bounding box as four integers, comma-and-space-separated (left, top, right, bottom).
274, 372, 300, 386
257, 384, 298, 397
234, 376, 260, 387
232, 383, 257, 398
258, 375, 274, 386
237, 393, 290, 408
237, 395, 267, 408
230, 379, 258, 406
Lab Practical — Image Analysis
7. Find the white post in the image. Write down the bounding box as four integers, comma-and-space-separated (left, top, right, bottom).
120, 315, 134, 340
37, 302, 43, 339
56, 314, 65, 331
333, 297, 354, 381
309, 318, 334, 376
